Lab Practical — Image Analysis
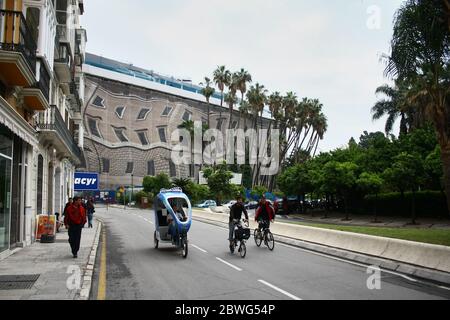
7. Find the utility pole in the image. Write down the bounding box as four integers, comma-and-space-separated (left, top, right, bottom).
131, 174, 134, 207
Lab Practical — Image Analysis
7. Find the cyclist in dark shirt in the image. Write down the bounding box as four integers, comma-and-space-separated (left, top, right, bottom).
229, 195, 249, 247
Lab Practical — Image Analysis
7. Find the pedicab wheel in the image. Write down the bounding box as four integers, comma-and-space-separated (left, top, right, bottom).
254, 229, 262, 247
182, 238, 188, 259
154, 231, 159, 249
266, 231, 275, 251
239, 242, 247, 258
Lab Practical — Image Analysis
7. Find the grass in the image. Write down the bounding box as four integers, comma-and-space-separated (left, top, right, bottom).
286, 221, 450, 247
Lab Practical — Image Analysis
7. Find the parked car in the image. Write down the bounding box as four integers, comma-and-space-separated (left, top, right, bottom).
196, 200, 217, 208
274, 197, 299, 215
223, 200, 237, 208
245, 201, 259, 210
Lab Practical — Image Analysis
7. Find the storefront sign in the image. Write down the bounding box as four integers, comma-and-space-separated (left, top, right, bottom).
74, 172, 99, 191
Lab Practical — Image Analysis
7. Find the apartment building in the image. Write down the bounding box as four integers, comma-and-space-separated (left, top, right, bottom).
0, 0, 86, 258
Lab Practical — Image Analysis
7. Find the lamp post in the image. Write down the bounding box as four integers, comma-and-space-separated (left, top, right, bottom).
131, 174, 134, 207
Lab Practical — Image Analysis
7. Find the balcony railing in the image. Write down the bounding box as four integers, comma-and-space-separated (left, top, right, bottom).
0, 10, 37, 74
35, 105, 82, 161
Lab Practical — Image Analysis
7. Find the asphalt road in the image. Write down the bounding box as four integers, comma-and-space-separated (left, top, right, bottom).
90, 206, 450, 300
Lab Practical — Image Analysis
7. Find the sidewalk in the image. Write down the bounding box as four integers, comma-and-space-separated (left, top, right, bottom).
0, 220, 101, 300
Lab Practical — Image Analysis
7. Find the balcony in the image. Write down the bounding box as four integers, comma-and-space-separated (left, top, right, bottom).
74, 28, 86, 67
21, 61, 50, 111
0, 10, 37, 87
54, 41, 72, 85
35, 105, 82, 164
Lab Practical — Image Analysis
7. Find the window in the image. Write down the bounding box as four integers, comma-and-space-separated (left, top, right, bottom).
115, 106, 126, 119
161, 106, 173, 116
216, 118, 224, 130
137, 108, 151, 120
136, 130, 149, 146
147, 160, 155, 176
113, 127, 129, 143
125, 162, 134, 174
232, 121, 238, 129
88, 118, 102, 138
158, 127, 167, 143
102, 158, 110, 173
169, 161, 176, 177
92, 96, 105, 108
182, 110, 192, 122
26, 7, 40, 44
53, 0, 68, 24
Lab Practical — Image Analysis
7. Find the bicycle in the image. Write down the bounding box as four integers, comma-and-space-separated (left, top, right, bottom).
254, 220, 275, 251
230, 219, 250, 258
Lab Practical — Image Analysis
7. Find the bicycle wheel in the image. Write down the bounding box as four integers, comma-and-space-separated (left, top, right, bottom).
254, 229, 262, 247
239, 242, 247, 258
230, 241, 235, 254
266, 231, 275, 251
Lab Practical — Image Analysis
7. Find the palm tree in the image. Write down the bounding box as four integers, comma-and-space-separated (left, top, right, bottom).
235, 68, 252, 111
268, 92, 283, 129
200, 77, 215, 129
238, 100, 250, 129
213, 66, 231, 128
224, 91, 238, 129
372, 84, 409, 136
385, 0, 450, 215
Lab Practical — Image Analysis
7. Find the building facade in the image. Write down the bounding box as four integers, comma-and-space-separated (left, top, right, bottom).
80, 54, 272, 191
0, 0, 86, 258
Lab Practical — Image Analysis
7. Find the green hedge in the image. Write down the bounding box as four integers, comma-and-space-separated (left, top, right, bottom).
363, 191, 448, 218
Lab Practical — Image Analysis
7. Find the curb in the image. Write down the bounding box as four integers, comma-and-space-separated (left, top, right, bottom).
192, 216, 450, 286
76, 219, 102, 300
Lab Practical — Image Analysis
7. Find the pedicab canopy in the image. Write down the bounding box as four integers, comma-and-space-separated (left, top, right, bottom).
154, 188, 192, 234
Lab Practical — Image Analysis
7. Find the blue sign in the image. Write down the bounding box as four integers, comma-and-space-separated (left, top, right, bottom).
74, 172, 99, 191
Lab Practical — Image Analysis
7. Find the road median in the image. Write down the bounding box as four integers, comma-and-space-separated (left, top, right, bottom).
192, 208, 450, 285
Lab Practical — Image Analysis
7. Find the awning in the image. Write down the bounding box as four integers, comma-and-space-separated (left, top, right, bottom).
0, 96, 39, 149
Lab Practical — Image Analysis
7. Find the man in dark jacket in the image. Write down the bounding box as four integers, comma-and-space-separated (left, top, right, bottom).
64, 197, 87, 258
229, 196, 249, 246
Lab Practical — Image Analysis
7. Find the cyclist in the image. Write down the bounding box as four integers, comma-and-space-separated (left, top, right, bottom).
255, 195, 275, 232
229, 195, 249, 249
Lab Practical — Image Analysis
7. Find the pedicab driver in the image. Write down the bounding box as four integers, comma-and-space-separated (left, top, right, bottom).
229, 195, 249, 247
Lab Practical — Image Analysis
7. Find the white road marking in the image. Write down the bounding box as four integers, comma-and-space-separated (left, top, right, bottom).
258, 280, 302, 300
439, 286, 450, 291
216, 258, 242, 271
192, 245, 208, 253
277, 243, 419, 282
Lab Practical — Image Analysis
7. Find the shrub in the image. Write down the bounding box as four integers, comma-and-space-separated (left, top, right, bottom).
363, 191, 447, 218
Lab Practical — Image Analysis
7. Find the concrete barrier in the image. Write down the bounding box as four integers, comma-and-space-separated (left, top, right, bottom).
193, 209, 450, 274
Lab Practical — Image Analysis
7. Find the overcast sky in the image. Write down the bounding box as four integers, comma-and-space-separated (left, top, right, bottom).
80, 0, 404, 152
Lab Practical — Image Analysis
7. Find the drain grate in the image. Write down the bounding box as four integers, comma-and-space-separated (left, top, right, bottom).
0, 274, 40, 290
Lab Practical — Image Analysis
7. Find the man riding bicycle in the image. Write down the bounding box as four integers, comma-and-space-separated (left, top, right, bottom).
229, 195, 249, 248
255, 195, 275, 231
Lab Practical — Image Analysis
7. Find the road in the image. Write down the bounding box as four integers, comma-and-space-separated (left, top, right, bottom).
90, 206, 450, 300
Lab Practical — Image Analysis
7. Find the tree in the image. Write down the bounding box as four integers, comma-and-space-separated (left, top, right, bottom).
213, 66, 231, 128
323, 161, 358, 220
385, 0, 450, 215
202, 163, 234, 205
383, 152, 424, 224
235, 68, 252, 120
143, 173, 172, 195
357, 172, 384, 222
372, 83, 409, 136
200, 77, 215, 129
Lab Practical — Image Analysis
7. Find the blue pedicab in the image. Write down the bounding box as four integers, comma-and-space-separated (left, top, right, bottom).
153, 188, 192, 258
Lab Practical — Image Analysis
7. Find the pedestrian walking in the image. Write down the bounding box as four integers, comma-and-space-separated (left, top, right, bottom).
62, 198, 73, 230
64, 196, 87, 258
87, 197, 95, 228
